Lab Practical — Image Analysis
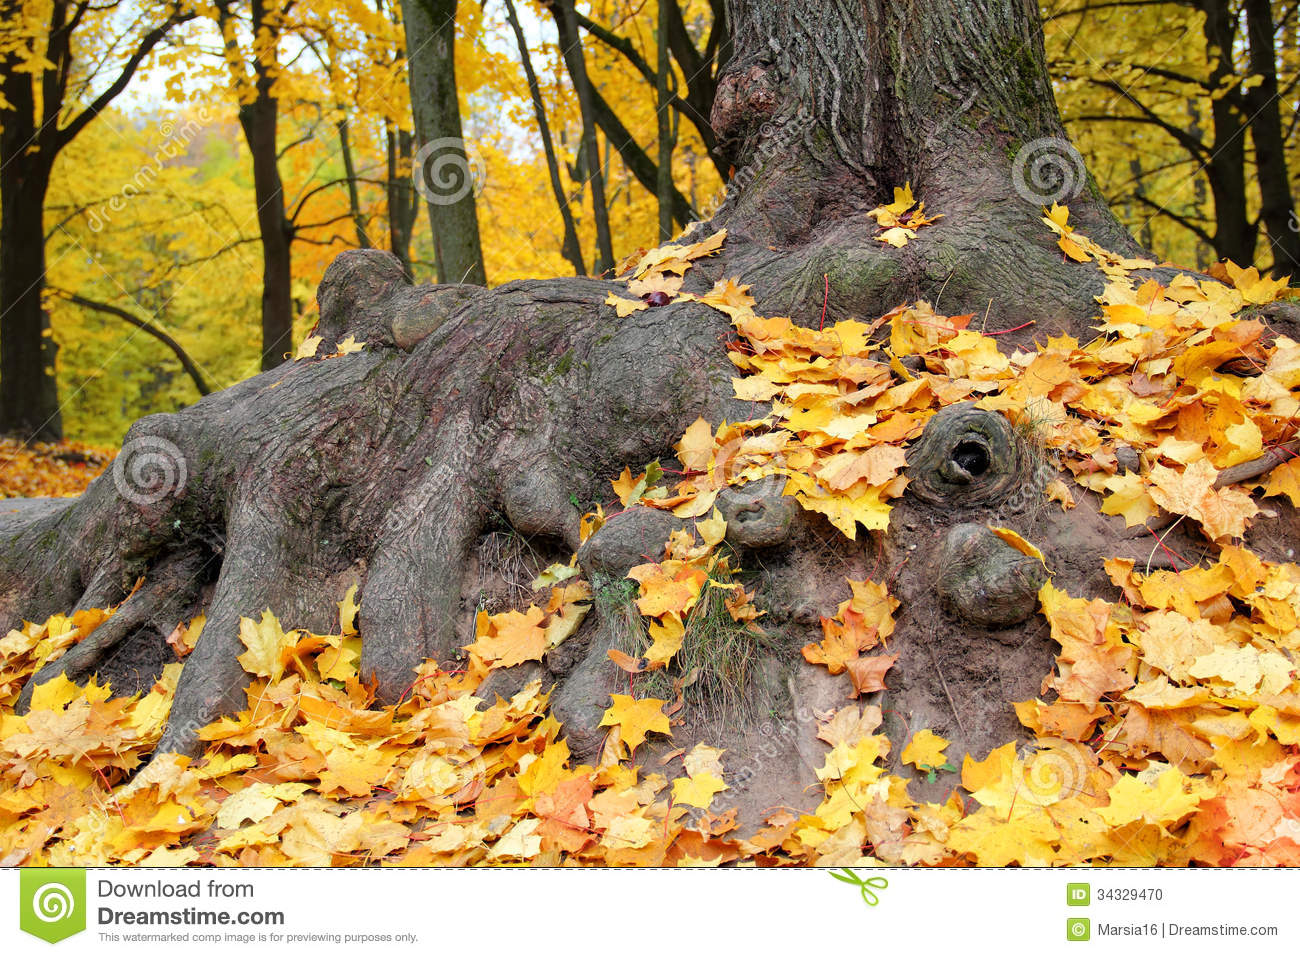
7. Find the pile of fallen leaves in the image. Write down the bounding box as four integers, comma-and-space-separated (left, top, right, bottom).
3, 204, 1300, 866
0, 438, 112, 498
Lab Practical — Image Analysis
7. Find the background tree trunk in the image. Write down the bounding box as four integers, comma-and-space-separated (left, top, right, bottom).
552, 0, 615, 274
240, 91, 296, 372
0, 0, 191, 439
401, 0, 488, 286
1243, 0, 1300, 276
0, 155, 61, 441
386, 127, 418, 279
504, 0, 585, 276
656, 0, 677, 243
337, 117, 373, 249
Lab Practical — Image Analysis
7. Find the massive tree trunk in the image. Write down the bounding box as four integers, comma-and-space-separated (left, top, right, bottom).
3, 0, 1294, 813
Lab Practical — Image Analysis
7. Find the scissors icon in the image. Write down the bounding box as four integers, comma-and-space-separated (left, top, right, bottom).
829, 869, 889, 906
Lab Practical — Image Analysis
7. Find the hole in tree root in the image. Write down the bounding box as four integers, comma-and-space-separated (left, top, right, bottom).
951, 439, 991, 478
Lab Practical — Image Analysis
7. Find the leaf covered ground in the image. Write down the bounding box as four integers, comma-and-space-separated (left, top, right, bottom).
0, 439, 111, 499
3, 208, 1300, 867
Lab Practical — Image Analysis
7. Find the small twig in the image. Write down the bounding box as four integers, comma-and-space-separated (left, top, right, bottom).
985, 320, 1037, 336
819, 273, 829, 332
925, 643, 968, 737
1212, 440, 1299, 488
1146, 515, 1187, 575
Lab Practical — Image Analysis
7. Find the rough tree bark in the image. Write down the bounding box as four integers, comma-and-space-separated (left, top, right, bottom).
3, 0, 1297, 815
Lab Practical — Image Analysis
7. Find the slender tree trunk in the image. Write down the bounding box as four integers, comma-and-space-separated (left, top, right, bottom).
386, 126, 417, 279
239, 91, 295, 371
0, 28, 60, 440
401, 0, 487, 286
1195, 0, 1255, 266
552, 0, 615, 274
337, 117, 372, 249
503, 0, 585, 275
1243, 0, 1300, 276
656, 0, 677, 242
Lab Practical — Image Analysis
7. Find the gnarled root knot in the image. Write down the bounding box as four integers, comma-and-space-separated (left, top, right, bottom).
936, 523, 1048, 629
906, 403, 1030, 506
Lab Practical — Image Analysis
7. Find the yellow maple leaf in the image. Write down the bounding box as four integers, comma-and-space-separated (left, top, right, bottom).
902, 729, 950, 770
868, 183, 916, 227
294, 335, 322, 359
1099, 471, 1160, 527
675, 417, 715, 473
672, 771, 726, 809
1096, 767, 1210, 829
695, 508, 727, 548
605, 292, 648, 318
988, 526, 1047, 564
1147, 460, 1258, 540
598, 694, 671, 753
877, 226, 916, 248
643, 615, 685, 669
1224, 260, 1290, 305
694, 277, 756, 320
1261, 458, 1300, 506
1043, 203, 1071, 230
336, 584, 359, 635
237, 610, 290, 680
1045, 479, 1076, 509
466, 605, 547, 668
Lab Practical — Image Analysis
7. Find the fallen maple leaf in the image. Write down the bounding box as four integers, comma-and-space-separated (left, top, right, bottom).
599, 695, 672, 753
